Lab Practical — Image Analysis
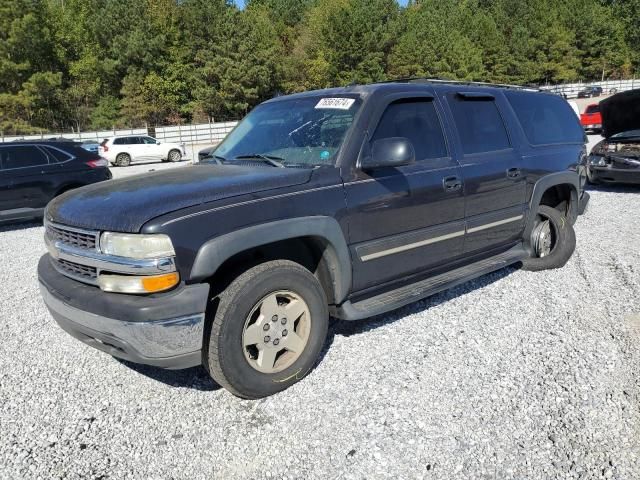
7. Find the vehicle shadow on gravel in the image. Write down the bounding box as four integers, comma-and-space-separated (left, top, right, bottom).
117, 360, 222, 392
0, 219, 42, 232
329, 266, 518, 339
586, 184, 640, 193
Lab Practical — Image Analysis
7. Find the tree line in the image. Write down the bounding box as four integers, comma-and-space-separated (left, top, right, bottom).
1, 0, 638, 134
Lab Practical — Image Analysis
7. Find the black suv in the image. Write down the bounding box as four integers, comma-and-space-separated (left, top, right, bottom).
0, 141, 111, 222
38, 80, 589, 398
577, 86, 603, 98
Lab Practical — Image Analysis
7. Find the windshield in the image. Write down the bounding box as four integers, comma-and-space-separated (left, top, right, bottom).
611, 129, 640, 139
214, 95, 362, 166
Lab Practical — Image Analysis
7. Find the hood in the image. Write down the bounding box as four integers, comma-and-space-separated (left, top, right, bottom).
600, 89, 640, 138
47, 164, 312, 232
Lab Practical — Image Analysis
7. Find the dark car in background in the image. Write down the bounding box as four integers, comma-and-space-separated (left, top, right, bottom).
588, 89, 640, 185
577, 86, 603, 98
198, 145, 216, 162
0, 141, 112, 222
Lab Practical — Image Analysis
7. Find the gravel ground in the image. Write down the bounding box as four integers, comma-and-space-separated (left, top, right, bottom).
1, 147, 640, 479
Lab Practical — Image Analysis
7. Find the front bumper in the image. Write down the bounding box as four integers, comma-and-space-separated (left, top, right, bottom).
38, 254, 210, 369
588, 166, 640, 185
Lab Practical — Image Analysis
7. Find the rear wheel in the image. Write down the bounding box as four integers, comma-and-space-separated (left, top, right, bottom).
206, 260, 329, 399
521, 205, 575, 271
115, 153, 131, 167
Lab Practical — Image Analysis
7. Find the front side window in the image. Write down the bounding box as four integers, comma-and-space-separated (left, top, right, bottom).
142, 136, 157, 145
449, 95, 510, 154
371, 99, 448, 161
0, 146, 49, 169
214, 95, 362, 166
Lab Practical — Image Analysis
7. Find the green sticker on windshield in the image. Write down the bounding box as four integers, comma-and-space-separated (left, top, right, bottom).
320, 150, 331, 160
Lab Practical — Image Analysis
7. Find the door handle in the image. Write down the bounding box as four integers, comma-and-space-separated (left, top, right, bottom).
506, 167, 521, 179
443, 176, 462, 192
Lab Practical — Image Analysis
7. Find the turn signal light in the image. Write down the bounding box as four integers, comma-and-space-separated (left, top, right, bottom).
98, 272, 179, 294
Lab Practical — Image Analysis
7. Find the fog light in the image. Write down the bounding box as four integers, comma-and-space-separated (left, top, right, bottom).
98, 272, 179, 294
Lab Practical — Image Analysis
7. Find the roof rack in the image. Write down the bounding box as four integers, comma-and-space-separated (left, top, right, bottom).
373, 77, 540, 91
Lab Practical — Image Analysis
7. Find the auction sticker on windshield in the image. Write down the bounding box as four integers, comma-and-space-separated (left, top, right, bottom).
315, 98, 356, 110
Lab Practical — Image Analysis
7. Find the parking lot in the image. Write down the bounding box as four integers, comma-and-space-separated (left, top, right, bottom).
1, 133, 640, 479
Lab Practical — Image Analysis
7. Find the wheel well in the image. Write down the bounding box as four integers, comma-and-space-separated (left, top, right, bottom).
205, 236, 338, 305
538, 184, 574, 218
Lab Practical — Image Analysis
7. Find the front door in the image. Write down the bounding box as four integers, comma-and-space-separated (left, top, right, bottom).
444, 91, 527, 255
343, 95, 465, 294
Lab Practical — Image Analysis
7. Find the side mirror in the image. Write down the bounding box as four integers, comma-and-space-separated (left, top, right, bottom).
156, 141, 161, 145
362, 137, 415, 169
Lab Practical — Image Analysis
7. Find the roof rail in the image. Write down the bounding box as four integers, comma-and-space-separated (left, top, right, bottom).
374, 77, 540, 91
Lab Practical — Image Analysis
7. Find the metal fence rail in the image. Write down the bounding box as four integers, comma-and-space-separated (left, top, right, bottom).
1, 121, 238, 145
541, 79, 639, 98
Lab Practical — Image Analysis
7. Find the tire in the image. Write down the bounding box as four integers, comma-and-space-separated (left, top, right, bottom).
115, 153, 131, 167
521, 205, 576, 272
168, 149, 181, 162
206, 260, 329, 399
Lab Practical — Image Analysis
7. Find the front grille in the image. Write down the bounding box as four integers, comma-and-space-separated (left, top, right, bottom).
46, 223, 98, 250
55, 258, 98, 281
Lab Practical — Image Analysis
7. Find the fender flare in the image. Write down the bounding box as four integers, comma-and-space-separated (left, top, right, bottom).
189, 216, 352, 303
524, 171, 579, 244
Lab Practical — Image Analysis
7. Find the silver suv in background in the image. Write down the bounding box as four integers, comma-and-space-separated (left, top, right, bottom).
99, 135, 185, 167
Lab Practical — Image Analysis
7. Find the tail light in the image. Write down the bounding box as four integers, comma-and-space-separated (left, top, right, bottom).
100, 140, 109, 152
85, 157, 109, 168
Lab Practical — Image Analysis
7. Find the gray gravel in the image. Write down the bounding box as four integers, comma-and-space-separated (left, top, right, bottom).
1, 155, 640, 479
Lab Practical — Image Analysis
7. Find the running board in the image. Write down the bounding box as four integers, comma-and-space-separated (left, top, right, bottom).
333, 244, 527, 321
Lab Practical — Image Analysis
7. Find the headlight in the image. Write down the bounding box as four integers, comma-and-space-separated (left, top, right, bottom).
589, 156, 607, 167
98, 272, 179, 294
100, 232, 175, 259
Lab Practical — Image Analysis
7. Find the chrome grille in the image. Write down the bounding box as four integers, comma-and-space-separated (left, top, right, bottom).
55, 258, 98, 281
46, 223, 98, 250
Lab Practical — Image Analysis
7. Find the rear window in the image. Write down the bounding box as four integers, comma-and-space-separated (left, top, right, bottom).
585, 105, 599, 114
506, 91, 584, 145
448, 95, 510, 154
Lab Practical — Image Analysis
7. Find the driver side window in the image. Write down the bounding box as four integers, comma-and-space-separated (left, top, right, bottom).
372, 99, 448, 161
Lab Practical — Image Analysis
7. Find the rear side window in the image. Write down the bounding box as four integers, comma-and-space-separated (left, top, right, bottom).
448, 95, 510, 154
372, 99, 448, 161
113, 137, 139, 145
44, 146, 72, 163
0, 145, 49, 169
506, 91, 584, 145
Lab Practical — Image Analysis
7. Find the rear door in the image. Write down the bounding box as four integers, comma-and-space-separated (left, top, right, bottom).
0, 145, 54, 211
343, 94, 466, 293
444, 91, 527, 255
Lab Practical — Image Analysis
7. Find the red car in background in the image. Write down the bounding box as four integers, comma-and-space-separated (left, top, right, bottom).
580, 103, 602, 133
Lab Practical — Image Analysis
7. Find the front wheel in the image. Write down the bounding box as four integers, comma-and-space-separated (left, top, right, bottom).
206, 260, 329, 399
521, 205, 576, 271
168, 149, 182, 162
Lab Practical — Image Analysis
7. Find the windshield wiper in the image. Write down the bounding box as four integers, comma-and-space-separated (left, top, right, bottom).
234, 154, 286, 168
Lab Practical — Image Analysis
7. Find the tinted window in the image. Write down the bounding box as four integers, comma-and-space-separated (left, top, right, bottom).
506, 91, 585, 145
44, 146, 72, 162
0, 145, 49, 169
449, 95, 510, 154
585, 104, 599, 114
113, 137, 139, 145
142, 136, 157, 145
371, 99, 447, 160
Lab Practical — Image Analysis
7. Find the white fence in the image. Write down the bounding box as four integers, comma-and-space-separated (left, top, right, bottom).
153, 122, 238, 144
1, 121, 238, 145
541, 78, 640, 98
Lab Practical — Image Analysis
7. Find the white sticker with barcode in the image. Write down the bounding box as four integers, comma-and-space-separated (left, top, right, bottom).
315, 98, 355, 110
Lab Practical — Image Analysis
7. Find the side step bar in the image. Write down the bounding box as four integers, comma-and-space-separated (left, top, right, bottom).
333, 244, 527, 321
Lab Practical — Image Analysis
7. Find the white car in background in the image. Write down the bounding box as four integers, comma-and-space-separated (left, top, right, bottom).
99, 135, 185, 167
